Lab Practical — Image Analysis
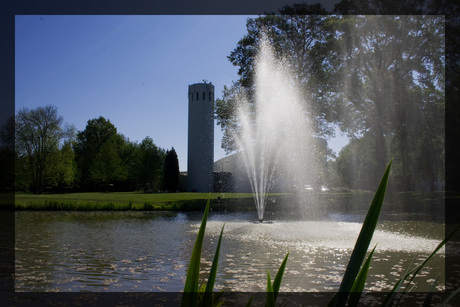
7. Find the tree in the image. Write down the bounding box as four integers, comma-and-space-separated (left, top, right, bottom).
74, 116, 123, 189
217, 3, 445, 191
90, 140, 127, 186
113, 138, 137, 191
215, 4, 334, 154
15, 105, 74, 193
163, 148, 179, 192
333, 0, 427, 15
214, 83, 243, 153
325, 14, 444, 187
430, 0, 460, 192
335, 134, 379, 191
135, 137, 165, 192
43, 140, 77, 189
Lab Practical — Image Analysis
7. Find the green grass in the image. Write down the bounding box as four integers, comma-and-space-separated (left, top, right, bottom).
14, 190, 445, 212
14, 192, 268, 211
15, 191, 255, 203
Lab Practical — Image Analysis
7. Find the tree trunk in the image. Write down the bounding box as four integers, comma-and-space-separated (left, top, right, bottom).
373, 89, 387, 188
375, 124, 386, 186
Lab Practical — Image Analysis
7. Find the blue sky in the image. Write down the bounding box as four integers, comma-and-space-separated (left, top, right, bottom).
15, 15, 348, 171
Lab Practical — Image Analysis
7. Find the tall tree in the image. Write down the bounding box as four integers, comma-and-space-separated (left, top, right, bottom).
115, 138, 137, 191
215, 3, 333, 154
74, 116, 123, 189
335, 134, 379, 191
325, 15, 444, 187
15, 105, 74, 193
43, 140, 77, 189
135, 137, 165, 192
430, 0, 460, 192
163, 147, 179, 192
90, 140, 127, 186
217, 4, 445, 191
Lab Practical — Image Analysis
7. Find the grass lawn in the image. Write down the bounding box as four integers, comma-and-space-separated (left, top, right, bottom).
14, 191, 261, 211
14, 190, 444, 211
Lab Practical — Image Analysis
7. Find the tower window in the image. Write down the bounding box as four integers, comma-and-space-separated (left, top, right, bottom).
209, 92, 212, 101
203, 92, 205, 100
196, 92, 199, 101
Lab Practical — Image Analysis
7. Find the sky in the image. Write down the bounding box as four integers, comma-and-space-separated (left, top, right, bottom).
15, 15, 348, 171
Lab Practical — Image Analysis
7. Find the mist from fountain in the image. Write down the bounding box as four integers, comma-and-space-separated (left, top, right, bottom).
236, 34, 316, 222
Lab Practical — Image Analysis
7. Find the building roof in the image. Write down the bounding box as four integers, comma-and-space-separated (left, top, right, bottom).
213, 152, 241, 173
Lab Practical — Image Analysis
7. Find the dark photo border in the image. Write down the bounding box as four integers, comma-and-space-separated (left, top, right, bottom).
1, 0, 458, 305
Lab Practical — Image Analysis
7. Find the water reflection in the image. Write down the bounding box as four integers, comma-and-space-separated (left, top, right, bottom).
16, 210, 445, 292
16, 212, 191, 292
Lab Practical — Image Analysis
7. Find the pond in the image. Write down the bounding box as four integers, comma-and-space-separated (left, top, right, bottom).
15, 195, 447, 294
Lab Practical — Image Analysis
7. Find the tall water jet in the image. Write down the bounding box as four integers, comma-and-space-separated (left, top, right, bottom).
236, 34, 315, 222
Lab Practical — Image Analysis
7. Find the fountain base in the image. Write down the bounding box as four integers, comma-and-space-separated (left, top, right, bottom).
252, 220, 274, 224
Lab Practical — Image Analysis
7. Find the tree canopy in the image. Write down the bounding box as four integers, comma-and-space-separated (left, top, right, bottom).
15, 105, 75, 193
215, 3, 446, 191
15, 109, 174, 193
74, 116, 124, 189
134, 137, 166, 192
163, 148, 180, 192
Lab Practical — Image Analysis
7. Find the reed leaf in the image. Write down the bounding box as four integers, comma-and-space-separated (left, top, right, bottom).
181, 197, 210, 307
348, 245, 377, 307
381, 225, 459, 307
202, 223, 226, 307
389, 225, 460, 306
245, 296, 254, 307
331, 159, 392, 307
422, 274, 439, 307
273, 252, 289, 300
381, 257, 416, 307
266, 270, 275, 307
403, 225, 459, 292
440, 286, 460, 306
265, 253, 289, 307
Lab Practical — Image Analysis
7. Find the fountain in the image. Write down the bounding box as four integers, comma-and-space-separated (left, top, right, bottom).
236, 34, 316, 222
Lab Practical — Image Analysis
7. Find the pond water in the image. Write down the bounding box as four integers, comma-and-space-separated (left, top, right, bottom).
15, 198, 447, 293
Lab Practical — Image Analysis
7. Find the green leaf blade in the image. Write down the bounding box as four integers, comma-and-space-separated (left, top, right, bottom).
266, 270, 275, 307
272, 252, 289, 301
422, 274, 439, 307
404, 225, 459, 291
181, 197, 210, 307
202, 223, 225, 306
348, 245, 377, 307
332, 159, 393, 306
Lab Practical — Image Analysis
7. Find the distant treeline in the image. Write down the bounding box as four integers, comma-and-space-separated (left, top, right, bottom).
11, 105, 179, 193
1, 100, 446, 194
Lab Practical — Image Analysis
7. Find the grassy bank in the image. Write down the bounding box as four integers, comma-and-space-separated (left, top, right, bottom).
14, 192, 267, 211
14, 190, 444, 212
